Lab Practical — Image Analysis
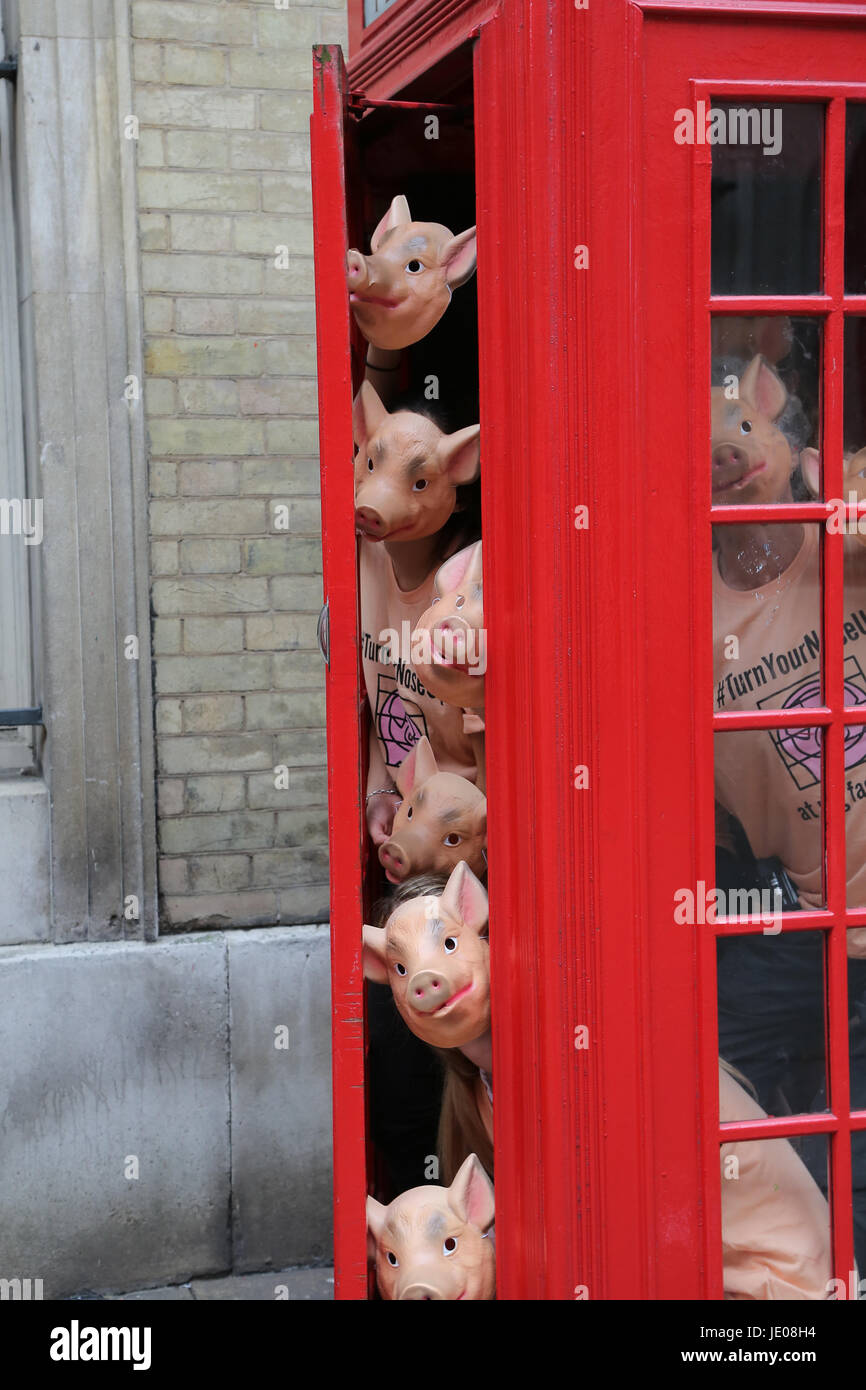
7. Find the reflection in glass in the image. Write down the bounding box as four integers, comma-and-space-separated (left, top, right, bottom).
716, 933, 827, 1123
719, 1115, 831, 1300
846, 105, 866, 294
713, 518, 822, 709
711, 317, 821, 502
712, 102, 823, 296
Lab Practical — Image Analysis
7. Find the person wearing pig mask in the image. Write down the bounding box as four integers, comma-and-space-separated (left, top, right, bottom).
379, 735, 487, 886
365, 864, 495, 1183
712, 352, 866, 924
355, 380, 482, 850
711, 352, 866, 1271
366, 1153, 495, 1301
347, 194, 477, 355
411, 540, 486, 792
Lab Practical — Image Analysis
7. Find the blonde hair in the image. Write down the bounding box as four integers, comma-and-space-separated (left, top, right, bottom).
372, 871, 449, 930
719, 1055, 758, 1099
435, 1047, 494, 1184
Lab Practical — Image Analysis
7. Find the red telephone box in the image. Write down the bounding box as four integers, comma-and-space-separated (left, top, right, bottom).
312, 0, 866, 1300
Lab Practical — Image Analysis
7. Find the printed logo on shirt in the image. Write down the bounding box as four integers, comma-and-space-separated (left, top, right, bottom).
715, 609, 866, 710
375, 674, 428, 767
755, 655, 866, 790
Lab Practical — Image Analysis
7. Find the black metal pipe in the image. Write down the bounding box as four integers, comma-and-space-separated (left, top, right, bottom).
0, 707, 43, 727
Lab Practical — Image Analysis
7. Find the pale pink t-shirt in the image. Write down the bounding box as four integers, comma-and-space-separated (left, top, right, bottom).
720, 1067, 831, 1301
359, 538, 478, 782
714, 525, 866, 953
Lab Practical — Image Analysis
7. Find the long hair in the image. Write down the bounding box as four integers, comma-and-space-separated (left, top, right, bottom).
434, 1046, 494, 1184
719, 1055, 758, 1099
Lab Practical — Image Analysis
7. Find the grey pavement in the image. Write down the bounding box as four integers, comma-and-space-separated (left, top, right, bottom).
102, 1266, 334, 1301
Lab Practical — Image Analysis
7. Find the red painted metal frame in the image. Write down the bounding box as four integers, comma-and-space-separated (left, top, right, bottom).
474, 5, 596, 1302
347, 0, 498, 97
310, 45, 369, 1301
316, 0, 866, 1301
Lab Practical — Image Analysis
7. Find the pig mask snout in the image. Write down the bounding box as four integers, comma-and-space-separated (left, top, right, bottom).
409, 969, 452, 1013
378, 840, 409, 879
346, 248, 369, 290
399, 1283, 446, 1301
354, 504, 386, 539
712, 441, 751, 488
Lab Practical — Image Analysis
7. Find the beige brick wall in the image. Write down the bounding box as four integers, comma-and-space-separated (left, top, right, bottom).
134, 0, 347, 930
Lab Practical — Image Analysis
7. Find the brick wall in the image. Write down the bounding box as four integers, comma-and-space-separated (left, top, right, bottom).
133, 0, 345, 929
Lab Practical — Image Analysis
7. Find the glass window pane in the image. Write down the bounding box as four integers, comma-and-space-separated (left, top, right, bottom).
711, 317, 822, 502
854, 1131, 866, 1284
845, 726, 866, 909
714, 727, 826, 908
843, 317, 866, 461
845, 105, 866, 294
719, 1117, 831, 1299
712, 102, 823, 296
717, 934, 827, 1121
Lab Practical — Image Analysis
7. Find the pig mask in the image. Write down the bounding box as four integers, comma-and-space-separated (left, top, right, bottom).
379, 736, 487, 885
801, 444, 866, 546
412, 541, 485, 710
363, 860, 490, 1049
711, 354, 796, 505
353, 381, 480, 543
367, 1153, 495, 1301
347, 195, 477, 351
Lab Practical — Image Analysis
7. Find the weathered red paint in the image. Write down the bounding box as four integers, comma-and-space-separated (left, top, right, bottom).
314, 0, 866, 1301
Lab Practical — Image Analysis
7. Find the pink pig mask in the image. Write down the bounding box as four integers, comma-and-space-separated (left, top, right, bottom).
412, 541, 485, 710
367, 1153, 495, 1301
353, 380, 480, 543
801, 443, 866, 546
363, 860, 489, 1049
711, 354, 797, 505
379, 736, 487, 885
346, 195, 477, 351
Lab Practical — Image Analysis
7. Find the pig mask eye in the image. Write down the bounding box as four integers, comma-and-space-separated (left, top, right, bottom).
367, 457, 374, 471
412, 478, 428, 492
443, 1237, 458, 1256
444, 937, 457, 954
387, 1251, 399, 1267
395, 962, 407, 976
740, 421, 752, 435
443, 833, 462, 848
405, 259, 424, 274
455, 594, 465, 608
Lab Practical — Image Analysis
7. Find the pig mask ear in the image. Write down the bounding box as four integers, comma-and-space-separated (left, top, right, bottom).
366, 1195, 387, 1261
353, 380, 389, 451
434, 541, 482, 600
439, 860, 488, 934
800, 447, 821, 498
362, 924, 390, 985
441, 225, 477, 289
738, 354, 788, 422
439, 424, 481, 487
394, 736, 439, 799
370, 194, 411, 253
448, 1154, 495, 1233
